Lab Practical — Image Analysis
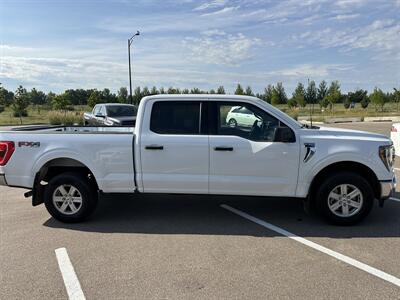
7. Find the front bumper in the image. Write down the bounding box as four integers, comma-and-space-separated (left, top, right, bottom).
380, 176, 396, 200
0, 173, 7, 186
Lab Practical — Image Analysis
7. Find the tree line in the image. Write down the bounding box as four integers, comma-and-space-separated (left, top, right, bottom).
1, 82, 400, 121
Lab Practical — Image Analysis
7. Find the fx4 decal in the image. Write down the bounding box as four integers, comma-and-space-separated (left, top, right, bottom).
18, 141, 41, 148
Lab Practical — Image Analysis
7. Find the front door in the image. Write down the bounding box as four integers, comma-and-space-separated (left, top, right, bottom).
139, 100, 209, 194
209, 101, 300, 197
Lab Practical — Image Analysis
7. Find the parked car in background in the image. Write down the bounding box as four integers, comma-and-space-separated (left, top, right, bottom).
390, 123, 400, 156
83, 103, 137, 126
226, 106, 261, 127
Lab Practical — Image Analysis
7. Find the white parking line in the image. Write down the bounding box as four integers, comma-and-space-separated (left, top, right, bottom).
55, 248, 86, 300
389, 197, 400, 203
393, 168, 400, 172
221, 204, 400, 288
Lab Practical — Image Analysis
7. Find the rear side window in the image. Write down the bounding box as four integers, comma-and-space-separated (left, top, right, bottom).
150, 101, 201, 134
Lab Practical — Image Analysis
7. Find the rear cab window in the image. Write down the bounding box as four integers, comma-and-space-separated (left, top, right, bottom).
150, 101, 202, 134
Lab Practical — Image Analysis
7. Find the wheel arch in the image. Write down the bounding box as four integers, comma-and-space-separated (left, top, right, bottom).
32, 157, 99, 206
308, 161, 380, 202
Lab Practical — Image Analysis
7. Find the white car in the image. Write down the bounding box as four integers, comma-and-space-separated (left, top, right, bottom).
226, 106, 260, 127
390, 123, 400, 156
0, 95, 396, 225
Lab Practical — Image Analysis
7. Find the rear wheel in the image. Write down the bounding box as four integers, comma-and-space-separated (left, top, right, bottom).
44, 172, 98, 223
228, 118, 237, 128
315, 172, 373, 225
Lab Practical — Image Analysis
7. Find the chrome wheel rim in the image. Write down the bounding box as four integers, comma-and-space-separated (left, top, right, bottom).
328, 184, 363, 217
52, 184, 83, 215
229, 119, 237, 128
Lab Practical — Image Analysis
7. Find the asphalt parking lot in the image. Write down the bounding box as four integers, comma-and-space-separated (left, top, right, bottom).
1, 122, 399, 299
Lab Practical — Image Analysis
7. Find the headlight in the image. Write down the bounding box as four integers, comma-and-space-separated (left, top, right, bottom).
379, 145, 395, 171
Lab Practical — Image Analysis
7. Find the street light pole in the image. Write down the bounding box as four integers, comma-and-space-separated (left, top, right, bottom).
128, 30, 140, 104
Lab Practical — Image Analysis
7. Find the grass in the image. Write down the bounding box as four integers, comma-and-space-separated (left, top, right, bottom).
280, 102, 400, 120
0, 103, 399, 126
0, 105, 89, 126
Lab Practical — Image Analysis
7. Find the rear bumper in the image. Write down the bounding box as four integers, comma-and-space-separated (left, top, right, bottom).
380, 176, 396, 200
0, 173, 7, 186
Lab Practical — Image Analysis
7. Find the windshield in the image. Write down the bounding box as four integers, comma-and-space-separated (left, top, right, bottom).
106, 105, 137, 117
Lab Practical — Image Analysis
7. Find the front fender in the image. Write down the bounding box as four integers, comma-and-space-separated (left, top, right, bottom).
296, 151, 388, 197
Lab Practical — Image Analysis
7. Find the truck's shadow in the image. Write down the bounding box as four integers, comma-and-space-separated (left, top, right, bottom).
43, 193, 400, 238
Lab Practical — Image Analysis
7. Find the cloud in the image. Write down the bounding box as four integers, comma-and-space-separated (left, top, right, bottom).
332, 13, 360, 20
268, 64, 353, 78
201, 6, 239, 17
193, 0, 227, 11
334, 0, 365, 8
183, 33, 261, 65
295, 19, 400, 60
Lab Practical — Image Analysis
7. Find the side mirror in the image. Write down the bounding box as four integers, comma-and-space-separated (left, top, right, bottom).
95, 114, 105, 118
274, 127, 295, 143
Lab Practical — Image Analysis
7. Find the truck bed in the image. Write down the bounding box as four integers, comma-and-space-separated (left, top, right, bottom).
8, 125, 135, 134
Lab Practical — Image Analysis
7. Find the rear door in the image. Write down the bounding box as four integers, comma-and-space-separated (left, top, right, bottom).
139, 100, 209, 193
208, 101, 300, 197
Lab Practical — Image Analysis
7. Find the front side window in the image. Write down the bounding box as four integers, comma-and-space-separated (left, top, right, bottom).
150, 101, 201, 134
218, 102, 289, 142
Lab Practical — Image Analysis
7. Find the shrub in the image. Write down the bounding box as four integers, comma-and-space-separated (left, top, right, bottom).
48, 111, 83, 125
0, 105, 4, 113
13, 110, 28, 117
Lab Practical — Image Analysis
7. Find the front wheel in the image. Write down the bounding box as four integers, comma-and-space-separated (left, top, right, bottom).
315, 172, 374, 225
44, 172, 98, 223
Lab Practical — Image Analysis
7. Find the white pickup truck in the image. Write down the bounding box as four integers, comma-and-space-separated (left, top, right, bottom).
0, 95, 396, 225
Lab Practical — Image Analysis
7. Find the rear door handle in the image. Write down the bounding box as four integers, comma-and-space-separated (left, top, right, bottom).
145, 145, 164, 150
214, 146, 233, 151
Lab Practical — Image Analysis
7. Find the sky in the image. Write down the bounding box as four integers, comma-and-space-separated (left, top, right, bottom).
0, 0, 399, 95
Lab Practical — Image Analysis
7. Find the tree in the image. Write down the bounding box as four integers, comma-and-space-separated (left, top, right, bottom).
234, 84, 244, 95
305, 80, 317, 105
209, 89, 215, 94
150, 86, 159, 95
142, 86, 150, 97
28, 88, 46, 105
167, 87, 180, 94
190, 87, 201, 94
52, 92, 71, 111
369, 87, 386, 111
133, 87, 142, 104
117, 87, 128, 103
292, 82, 306, 107
348, 89, 368, 104
245, 86, 254, 96
159, 87, 166, 94
343, 94, 351, 109
217, 86, 225, 94
360, 96, 370, 109
263, 85, 273, 103
0, 84, 14, 107
274, 82, 288, 104
87, 90, 102, 107
326, 81, 341, 111
271, 86, 280, 106
101, 88, 117, 103
393, 88, 400, 111
46, 92, 56, 107
12, 86, 30, 123
317, 80, 328, 106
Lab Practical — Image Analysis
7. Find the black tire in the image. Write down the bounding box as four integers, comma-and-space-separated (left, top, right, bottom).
314, 172, 374, 225
228, 118, 237, 128
44, 172, 98, 223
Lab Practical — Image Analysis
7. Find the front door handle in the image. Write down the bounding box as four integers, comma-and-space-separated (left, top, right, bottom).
214, 146, 233, 151
145, 145, 164, 150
